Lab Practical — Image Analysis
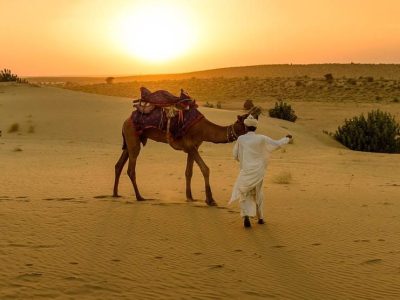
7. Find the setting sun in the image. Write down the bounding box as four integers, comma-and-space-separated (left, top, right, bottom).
114, 3, 196, 63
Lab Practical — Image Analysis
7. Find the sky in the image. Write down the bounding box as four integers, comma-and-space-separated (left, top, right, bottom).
1, 0, 400, 76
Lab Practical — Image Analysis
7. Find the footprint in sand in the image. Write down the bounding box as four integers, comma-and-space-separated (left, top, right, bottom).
193, 252, 202, 255
111, 259, 121, 262
361, 258, 383, 265
311, 243, 321, 246
16, 272, 43, 281
271, 245, 285, 249
208, 264, 224, 269
93, 195, 113, 199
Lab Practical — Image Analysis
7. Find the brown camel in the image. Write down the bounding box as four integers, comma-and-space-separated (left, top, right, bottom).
113, 102, 259, 206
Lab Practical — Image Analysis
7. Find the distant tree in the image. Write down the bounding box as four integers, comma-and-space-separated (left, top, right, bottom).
243, 99, 254, 110
106, 77, 115, 84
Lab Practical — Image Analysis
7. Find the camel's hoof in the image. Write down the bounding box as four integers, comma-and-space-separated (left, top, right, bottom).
186, 198, 197, 202
112, 194, 121, 198
206, 200, 218, 207
136, 197, 146, 201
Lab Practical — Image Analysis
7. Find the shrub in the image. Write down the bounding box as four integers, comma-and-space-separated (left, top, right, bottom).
1, 69, 18, 82
216, 101, 222, 109
273, 171, 292, 184
105, 77, 114, 84
0, 69, 27, 83
203, 101, 214, 108
334, 110, 400, 153
8, 123, 20, 133
324, 73, 334, 83
269, 101, 297, 122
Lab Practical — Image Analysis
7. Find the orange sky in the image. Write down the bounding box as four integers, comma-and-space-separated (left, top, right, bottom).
1, 0, 400, 76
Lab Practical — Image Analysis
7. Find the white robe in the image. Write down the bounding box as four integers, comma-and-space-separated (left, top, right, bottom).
229, 132, 289, 218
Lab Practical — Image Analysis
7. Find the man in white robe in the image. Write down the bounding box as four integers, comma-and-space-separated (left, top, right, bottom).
229, 114, 292, 228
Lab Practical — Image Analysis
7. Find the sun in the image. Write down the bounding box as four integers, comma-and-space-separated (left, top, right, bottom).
115, 4, 196, 62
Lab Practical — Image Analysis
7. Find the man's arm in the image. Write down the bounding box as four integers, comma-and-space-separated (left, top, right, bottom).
264, 135, 292, 151
232, 141, 239, 161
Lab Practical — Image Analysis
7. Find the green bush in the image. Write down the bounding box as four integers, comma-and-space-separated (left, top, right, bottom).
269, 101, 297, 122
334, 110, 400, 153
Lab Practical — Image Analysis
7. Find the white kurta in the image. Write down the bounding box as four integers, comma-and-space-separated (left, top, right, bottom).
229, 132, 289, 218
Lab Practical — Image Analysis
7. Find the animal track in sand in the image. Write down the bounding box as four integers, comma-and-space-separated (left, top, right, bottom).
311, 243, 321, 246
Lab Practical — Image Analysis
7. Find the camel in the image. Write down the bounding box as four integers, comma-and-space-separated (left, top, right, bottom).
113, 90, 259, 206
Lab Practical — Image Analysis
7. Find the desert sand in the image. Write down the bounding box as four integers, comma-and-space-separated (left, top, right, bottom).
1, 82, 400, 299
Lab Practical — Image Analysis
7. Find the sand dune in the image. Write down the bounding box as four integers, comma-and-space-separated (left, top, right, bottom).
1, 83, 400, 299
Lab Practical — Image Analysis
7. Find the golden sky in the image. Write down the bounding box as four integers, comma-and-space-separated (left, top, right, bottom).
1, 0, 400, 76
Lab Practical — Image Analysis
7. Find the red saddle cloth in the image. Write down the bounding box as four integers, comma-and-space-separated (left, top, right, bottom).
138, 87, 192, 108
132, 102, 204, 140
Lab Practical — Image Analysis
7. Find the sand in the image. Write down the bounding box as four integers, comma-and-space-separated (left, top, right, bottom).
1, 83, 400, 299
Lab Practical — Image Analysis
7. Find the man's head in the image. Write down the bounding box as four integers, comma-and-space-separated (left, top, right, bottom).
244, 114, 258, 132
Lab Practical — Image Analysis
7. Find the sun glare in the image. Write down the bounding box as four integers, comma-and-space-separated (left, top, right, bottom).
115, 4, 196, 63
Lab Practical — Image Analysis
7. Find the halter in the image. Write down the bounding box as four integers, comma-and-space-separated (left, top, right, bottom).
226, 124, 238, 142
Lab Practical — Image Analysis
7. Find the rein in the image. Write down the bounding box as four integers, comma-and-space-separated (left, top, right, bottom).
226, 124, 238, 142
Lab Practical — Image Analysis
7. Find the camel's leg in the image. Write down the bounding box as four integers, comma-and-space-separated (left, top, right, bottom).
192, 150, 217, 206
185, 152, 195, 201
127, 143, 145, 201
113, 149, 129, 197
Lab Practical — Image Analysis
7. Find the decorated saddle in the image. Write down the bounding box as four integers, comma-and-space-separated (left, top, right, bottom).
131, 87, 204, 141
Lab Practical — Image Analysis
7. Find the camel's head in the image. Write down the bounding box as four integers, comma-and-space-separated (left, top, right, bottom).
233, 113, 253, 137
233, 106, 262, 138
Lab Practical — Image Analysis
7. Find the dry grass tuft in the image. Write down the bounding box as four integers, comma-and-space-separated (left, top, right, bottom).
273, 171, 292, 184
8, 123, 20, 133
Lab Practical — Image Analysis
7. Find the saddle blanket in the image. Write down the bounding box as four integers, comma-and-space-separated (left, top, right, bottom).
131, 104, 204, 140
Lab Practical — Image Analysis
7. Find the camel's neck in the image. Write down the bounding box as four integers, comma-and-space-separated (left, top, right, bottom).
200, 119, 232, 144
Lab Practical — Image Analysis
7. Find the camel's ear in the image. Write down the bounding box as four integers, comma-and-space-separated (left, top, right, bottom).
140, 87, 151, 98
237, 115, 243, 121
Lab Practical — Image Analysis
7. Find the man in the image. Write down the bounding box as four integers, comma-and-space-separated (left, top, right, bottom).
229, 114, 292, 228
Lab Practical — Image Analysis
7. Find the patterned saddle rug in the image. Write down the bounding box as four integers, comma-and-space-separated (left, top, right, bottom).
134, 87, 193, 113
132, 100, 204, 140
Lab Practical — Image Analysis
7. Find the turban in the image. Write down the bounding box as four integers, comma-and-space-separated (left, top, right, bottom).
244, 114, 258, 127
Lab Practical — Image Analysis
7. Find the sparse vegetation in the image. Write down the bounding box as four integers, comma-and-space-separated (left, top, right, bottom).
203, 101, 214, 108
8, 123, 20, 133
28, 125, 35, 133
57, 65, 400, 105
273, 171, 292, 184
334, 110, 400, 153
269, 101, 297, 122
